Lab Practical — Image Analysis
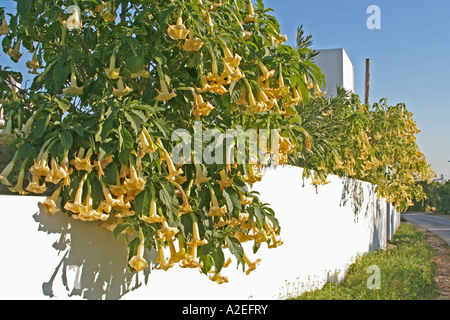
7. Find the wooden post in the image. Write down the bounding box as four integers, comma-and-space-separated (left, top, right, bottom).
365, 58, 370, 105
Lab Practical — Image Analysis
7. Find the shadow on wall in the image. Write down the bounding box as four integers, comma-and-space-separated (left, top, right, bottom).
339, 175, 388, 251
33, 204, 155, 300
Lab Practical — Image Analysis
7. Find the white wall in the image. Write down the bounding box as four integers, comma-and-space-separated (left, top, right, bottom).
0, 166, 399, 300
314, 48, 355, 97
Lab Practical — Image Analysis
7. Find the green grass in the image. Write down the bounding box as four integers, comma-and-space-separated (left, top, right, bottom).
291, 223, 440, 300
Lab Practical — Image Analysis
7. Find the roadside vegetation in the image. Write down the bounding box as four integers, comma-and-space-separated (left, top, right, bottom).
291, 222, 440, 300
409, 181, 450, 214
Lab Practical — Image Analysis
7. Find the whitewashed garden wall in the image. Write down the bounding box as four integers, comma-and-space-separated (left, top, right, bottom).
0, 166, 400, 300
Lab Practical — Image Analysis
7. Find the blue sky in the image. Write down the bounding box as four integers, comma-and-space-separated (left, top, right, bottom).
1, 0, 449, 178
263, 0, 450, 179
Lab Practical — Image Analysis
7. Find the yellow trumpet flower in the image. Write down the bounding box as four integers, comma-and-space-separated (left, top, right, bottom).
70, 148, 95, 172
139, 127, 158, 154
206, 62, 228, 95
218, 170, 233, 191
243, 254, 261, 275
104, 52, 120, 80
7, 41, 21, 61
223, 46, 242, 69
112, 78, 133, 98
207, 193, 228, 217
244, 0, 256, 23
178, 202, 193, 217
193, 94, 215, 118
155, 244, 175, 271
156, 78, 177, 101
194, 163, 211, 186
45, 157, 69, 185
162, 152, 183, 181
25, 174, 47, 194
8, 164, 28, 195
238, 190, 253, 205
183, 33, 204, 52
0, 157, 17, 186
129, 239, 148, 272
41, 184, 62, 215
209, 272, 229, 284
26, 51, 40, 75
243, 164, 263, 185
157, 220, 179, 242
167, 15, 190, 40
0, 18, 10, 35
258, 61, 275, 83
62, 73, 84, 95
196, 75, 213, 93
141, 196, 165, 224
122, 163, 146, 197
180, 245, 203, 269
186, 220, 208, 247
30, 149, 51, 177
64, 173, 88, 214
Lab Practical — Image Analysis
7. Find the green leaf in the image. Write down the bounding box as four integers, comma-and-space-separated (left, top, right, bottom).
114, 221, 132, 240
226, 237, 244, 266
134, 187, 151, 217
59, 131, 73, 150
118, 127, 134, 164
125, 55, 145, 74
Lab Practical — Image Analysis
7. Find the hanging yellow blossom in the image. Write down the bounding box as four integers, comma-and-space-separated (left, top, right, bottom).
167, 15, 190, 40
62, 73, 84, 95
129, 239, 148, 272
112, 78, 133, 98
156, 78, 177, 101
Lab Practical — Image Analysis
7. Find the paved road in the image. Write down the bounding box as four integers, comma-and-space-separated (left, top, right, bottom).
403, 212, 450, 245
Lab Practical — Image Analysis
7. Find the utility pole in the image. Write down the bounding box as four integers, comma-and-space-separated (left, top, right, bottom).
365, 58, 371, 105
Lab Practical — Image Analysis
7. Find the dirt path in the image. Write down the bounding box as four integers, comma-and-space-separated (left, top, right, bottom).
415, 227, 450, 300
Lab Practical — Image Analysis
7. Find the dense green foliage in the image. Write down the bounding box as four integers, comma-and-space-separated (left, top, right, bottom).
409, 180, 450, 214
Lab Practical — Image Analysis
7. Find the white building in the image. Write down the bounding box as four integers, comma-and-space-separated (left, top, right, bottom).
313, 48, 355, 98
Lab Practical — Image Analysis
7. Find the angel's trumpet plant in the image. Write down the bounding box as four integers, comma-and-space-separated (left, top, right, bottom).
0, 18, 10, 35
206, 183, 227, 217
155, 244, 175, 271
223, 45, 242, 69
182, 33, 204, 52
218, 170, 233, 191
41, 184, 63, 215
7, 41, 22, 62
141, 187, 165, 224
140, 127, 158, 154
123, 162, 146, 197
243, 0, 256, 23
62, 73, 84, 95
156, 72, 177, 102
105, 52, 120, 80
243, 253, 262, 275
64, 173, 89, 214
112, 78, 133, 98
129, 231, 148, 272
26, 50, 40, 75
45, 157, 69, 185
186, 216, 208, 247
258, 61, 275, 83
157, 220, 179, 242
0, 151, 19, 186
193, 94, 214, 118
25, 173, 47, 194
193, 163, 211, 187
70, 147, 95, 172
9, 157, 30, 195
167, 14, 190, 40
